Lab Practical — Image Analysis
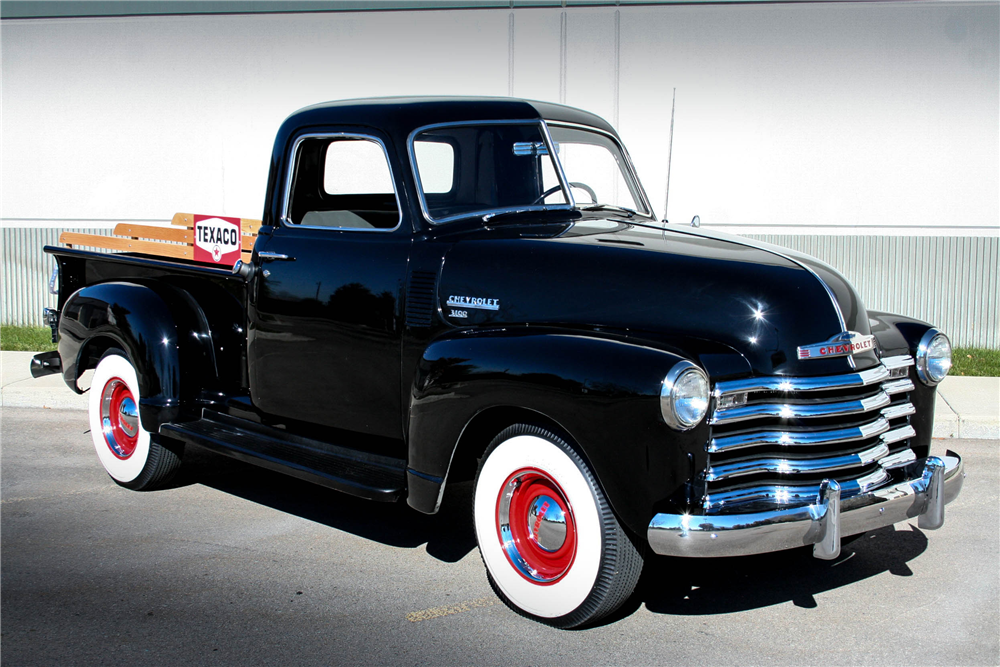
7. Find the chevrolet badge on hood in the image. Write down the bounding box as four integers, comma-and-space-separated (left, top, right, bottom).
797, 331, 876, 360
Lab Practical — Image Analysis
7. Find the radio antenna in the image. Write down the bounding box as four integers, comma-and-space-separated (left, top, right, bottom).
663, 88, 676, 225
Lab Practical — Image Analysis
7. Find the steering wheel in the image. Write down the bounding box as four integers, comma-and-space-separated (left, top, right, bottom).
532, 181, 597, 205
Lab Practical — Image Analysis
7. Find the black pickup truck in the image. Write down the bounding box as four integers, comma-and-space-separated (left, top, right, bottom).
33, 97, 964, 628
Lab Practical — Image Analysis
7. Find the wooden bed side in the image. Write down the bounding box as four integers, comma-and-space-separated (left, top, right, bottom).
59, 213, 261, 265
59, 232, 195, 260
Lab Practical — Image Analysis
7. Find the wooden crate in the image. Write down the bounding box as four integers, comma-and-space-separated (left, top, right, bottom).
59, 213, 260, 266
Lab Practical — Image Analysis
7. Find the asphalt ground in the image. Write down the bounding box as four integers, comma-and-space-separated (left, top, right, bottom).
2, 407, 997, 666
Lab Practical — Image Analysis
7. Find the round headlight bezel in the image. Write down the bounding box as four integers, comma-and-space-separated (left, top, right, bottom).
916, 328, 952, 386
660, 361, 710, 431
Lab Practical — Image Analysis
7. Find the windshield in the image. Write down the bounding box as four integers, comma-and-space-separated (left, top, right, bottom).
410, 121, 649, 224
543, 124, 648, 215
410, 122, 568, 224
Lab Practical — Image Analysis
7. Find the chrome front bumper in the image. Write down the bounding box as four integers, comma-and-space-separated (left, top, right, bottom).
648, 453, 965, 560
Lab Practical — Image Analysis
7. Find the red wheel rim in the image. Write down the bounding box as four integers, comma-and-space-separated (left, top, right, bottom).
496, 468, 577, 584
100, 377, 139, 459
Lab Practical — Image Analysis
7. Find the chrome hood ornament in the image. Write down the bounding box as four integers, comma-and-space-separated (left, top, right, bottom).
797, 331, 876, 360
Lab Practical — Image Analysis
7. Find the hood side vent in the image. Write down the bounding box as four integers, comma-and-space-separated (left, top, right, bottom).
406, 270, 437, 327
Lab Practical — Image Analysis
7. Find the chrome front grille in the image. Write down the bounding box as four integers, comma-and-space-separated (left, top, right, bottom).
703, 355, 917, 514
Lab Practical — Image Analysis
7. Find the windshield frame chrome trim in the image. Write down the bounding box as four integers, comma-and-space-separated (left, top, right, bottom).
542, 120, 655, 218
408, 119, 576, 226
539, 120, 576, 209
407, 117, 655, 226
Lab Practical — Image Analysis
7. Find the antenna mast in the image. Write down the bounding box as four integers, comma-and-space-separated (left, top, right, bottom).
663, 88, 676, 225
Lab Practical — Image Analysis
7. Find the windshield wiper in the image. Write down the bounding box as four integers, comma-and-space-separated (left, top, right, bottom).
581, 204, 636, 218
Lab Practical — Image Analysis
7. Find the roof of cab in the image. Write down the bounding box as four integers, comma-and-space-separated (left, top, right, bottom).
275, 96, 617, 146
262, 97, 622, 227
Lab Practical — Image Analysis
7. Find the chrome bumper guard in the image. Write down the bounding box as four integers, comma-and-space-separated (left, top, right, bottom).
648, 453, 965, 560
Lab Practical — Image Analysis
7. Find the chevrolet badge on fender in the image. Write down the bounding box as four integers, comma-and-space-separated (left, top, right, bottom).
446, 295, 500, 311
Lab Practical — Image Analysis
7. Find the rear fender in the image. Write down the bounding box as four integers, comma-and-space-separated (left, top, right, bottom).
59, 281, 217, 432
405, 330, 708, 537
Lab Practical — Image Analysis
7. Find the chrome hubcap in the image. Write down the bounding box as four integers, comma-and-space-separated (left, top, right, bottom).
118, 397, 138, 438
526, 494, 567, 552
497, 468, 577, 584
100, 377, 138, 459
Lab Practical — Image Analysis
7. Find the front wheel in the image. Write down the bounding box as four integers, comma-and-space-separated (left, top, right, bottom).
473, 424, 643, 628
88, 350, 182, 490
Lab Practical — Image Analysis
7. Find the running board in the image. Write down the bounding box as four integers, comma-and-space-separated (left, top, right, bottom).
160, 410, 406, 502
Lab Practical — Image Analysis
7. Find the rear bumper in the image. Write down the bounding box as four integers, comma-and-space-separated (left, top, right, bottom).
648, 453, 964, 560
30, 350, 62, 378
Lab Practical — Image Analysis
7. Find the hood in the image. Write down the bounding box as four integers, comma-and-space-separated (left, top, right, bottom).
436, 217, 877, 377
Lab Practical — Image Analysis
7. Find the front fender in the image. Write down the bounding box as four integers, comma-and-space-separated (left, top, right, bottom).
405, 329, 710, 538
59, 281, 217, 432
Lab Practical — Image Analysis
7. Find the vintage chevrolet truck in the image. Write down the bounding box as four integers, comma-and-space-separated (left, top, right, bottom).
32, 97, 964, 628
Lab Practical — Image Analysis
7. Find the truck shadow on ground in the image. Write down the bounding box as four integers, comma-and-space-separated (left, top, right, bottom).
172, 445, 929, 620
171, 445, 478, 563
601, 524, 929, 625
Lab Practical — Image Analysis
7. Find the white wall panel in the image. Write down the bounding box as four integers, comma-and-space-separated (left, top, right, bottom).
563, 8, 618, 124
3, 3, 996, 232
618, 2, 998, 232
1, 10, 511, 222
509, 8, 562, 102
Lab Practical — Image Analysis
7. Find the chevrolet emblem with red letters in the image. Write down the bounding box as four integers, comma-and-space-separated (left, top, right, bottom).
797, 331, 876, 360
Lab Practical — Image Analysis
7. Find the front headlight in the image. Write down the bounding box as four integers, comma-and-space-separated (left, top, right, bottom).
661, 361, 710, 430
916, 328, 952, 386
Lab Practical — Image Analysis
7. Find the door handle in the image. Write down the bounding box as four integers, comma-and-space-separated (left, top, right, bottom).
258, 251, 295, 262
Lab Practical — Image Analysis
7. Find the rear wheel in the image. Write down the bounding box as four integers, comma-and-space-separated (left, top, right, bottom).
473, 424, 643, 628
88, 350, 182, 490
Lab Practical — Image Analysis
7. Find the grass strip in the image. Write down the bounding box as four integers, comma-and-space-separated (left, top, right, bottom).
1, 326, 57, 352
952, 347, 1000, 378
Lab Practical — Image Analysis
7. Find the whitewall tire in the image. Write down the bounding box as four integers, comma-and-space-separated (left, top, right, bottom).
473, 424, 643, 628
88, 350, 182, 490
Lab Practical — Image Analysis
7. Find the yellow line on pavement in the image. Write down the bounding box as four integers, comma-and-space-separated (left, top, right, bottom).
406, 596, 498, 622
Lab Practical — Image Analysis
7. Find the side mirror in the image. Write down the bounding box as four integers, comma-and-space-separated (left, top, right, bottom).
690, 215, 701, 228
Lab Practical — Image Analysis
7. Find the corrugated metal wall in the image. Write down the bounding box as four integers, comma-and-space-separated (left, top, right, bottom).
745, 235, 999, 349
2, 227, 997, 347
1, 227, 111, 326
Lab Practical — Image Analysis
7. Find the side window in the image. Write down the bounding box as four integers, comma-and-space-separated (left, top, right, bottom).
287, 135, 401, 230
324, 140, 394, 195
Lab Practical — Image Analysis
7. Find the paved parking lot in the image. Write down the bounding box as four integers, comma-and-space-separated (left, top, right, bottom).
2, 407, 997, 666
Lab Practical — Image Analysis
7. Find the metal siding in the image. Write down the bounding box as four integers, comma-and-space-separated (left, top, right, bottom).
745, 235, 999, 349
2, 228, 111, 326
2, 227, 997, 347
